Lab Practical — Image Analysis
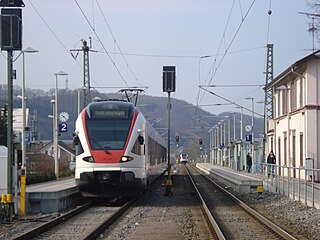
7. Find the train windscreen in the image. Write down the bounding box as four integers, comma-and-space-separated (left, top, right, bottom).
85, 102, 134, 150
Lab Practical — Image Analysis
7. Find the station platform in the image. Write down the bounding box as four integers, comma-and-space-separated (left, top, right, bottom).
196, 163, 263, 193
196, 163, 320, 209
26, 177, 81, 213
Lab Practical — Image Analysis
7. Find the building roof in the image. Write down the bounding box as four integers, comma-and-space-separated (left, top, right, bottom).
39, 140, 75, 155
266, 50, 320, 89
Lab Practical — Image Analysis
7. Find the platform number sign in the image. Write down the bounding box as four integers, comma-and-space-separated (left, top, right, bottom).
58, 123, 68, 133
245, 135, 252, 142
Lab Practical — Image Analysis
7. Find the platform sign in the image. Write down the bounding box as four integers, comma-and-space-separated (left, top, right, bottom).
245, 134, 252, 142
58, 123, 67, 132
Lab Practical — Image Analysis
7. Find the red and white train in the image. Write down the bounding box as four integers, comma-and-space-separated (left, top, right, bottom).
74, 99, 167, 198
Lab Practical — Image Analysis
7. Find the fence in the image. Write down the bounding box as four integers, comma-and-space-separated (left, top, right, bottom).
261, 163, 320, 209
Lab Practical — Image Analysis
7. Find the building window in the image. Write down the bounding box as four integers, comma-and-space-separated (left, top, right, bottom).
300, 132, 303, 167
284, 132, 287, 166
292, 130, 296, 168
299, 76, 303, 108
291, 80, 297, 111
277, 92, 281, 117
282, 90, 288, 115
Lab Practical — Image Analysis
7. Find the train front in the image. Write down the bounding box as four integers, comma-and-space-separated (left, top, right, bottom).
74, 100, 146, 198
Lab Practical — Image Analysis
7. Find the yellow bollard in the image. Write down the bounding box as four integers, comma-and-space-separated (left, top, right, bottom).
1, 194, 7, 204
165, 179, 172, 186
257, 185, 264, 194
20, 166, 27, 217
6, 194, 12, 203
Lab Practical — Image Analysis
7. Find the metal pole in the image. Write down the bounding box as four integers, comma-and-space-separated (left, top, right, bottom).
220, 123, 223, 165
77, 89, 81, 115
252, 98, 255, 172
21, 52, 26, 166
240, 107, 243, 170
165, 92, 172, 196
21, 47, 38, 167
7, 50, 13, 195
54, 74, 59, 179
228, 116, 231, 167
233, 112, 236, 170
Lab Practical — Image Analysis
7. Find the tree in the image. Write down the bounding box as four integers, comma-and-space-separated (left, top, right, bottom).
0, 106, 7, 146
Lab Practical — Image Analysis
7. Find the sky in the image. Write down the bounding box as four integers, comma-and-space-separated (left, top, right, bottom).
0, 0, 314, 117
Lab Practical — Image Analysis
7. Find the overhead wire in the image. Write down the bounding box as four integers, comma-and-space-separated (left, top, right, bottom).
74, 0, 130, 88
194, 0, 236, 125
95, 46, 265, 59
95, 0, 144, 88
195, 0, 257, 125
199, 86, 264, 117
202, 0, 257, 99
27, 0, 102, 88
27, 0, 70, 55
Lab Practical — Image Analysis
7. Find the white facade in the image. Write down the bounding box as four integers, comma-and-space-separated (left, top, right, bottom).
266, 51, 320, 181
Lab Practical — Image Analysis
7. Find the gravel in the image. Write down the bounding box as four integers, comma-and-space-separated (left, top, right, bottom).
236, 190, 320, 240
1, 166, 320, 239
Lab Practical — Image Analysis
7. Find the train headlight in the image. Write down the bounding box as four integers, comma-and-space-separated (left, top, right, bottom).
120, 156, 133, 162
83, 156, 95, 163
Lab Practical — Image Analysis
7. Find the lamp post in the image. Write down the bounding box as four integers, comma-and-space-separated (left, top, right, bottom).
21, 47, 38, 167
208, 129, 213, 164
54, 71, 68, 180
217, 121, 222, 165
227, 115, 231, 167
256, 100, 266, 170
232, 112, 236, 170
245, 97, 255, 171
236, 106, 244, 170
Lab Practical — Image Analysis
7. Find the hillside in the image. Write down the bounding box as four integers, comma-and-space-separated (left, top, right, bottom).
0, 85, 263, 150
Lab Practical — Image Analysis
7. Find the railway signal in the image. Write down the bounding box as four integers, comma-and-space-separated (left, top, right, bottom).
199, 138, 203, 145
175, 135, 180, 142
163, 65, 176, 197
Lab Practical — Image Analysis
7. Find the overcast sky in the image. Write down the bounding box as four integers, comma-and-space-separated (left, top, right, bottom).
0, 0, 313, 116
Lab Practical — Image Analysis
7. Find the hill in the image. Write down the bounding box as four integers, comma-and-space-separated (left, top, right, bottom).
0, 85, 263, 155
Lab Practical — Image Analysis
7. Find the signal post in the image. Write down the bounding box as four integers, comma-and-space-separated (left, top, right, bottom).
163, 66, 176, 196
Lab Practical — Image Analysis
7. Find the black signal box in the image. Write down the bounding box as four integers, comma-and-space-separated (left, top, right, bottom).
1, 8, 22, 50
163, 66, 176, 93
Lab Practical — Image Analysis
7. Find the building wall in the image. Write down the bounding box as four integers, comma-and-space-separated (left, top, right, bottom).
305, 60, 320, 170
271, 59, 320, 180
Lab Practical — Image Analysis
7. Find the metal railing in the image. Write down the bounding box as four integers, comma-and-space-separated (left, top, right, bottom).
261, 163, 320, 209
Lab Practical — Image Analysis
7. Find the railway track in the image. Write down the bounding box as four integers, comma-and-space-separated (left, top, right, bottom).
13, 198, 137, 240
186, 164, 299, 240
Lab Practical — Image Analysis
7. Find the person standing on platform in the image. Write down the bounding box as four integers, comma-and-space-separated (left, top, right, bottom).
267, 150, 276, 178
246, 153, 252, 173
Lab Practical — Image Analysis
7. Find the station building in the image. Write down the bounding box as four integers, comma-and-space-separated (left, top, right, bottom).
266, 50, 320, 181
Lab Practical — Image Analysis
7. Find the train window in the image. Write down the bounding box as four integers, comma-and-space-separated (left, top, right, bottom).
75, 140, 84, 155
138, 135, 144, 145
132, 136, 144, 156
86, 120, 132, 150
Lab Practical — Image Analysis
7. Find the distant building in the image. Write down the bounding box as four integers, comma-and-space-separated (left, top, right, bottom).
12, 108, 29, 143
266, 50, 320, 181
38, 140, 75, 162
